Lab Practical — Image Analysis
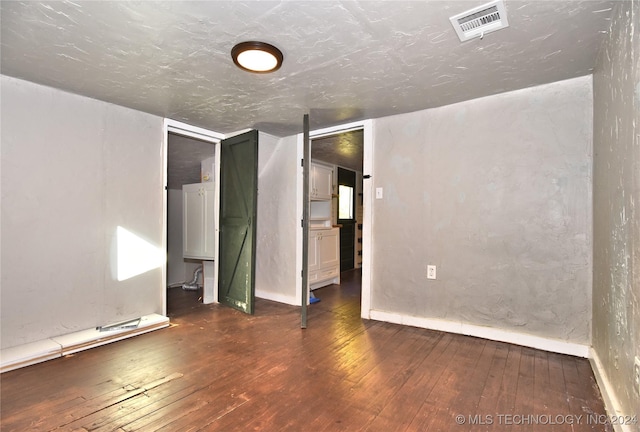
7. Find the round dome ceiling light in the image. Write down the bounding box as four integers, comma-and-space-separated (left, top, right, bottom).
231, 41, 283, 73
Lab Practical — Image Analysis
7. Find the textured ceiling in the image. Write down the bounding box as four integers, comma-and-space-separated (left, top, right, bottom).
167, 133, 215, 190
312, 130, 363, 172
1, 1, 616, 138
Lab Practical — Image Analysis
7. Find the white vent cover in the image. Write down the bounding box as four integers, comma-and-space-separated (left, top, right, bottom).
449, 0, 509, 42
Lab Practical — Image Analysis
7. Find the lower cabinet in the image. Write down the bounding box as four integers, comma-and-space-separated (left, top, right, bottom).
309, 228, 340, 290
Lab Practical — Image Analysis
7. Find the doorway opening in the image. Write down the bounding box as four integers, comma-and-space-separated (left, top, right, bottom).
163, 120, 224, 319
166, 132, 216, 317
309, 128, 365, 315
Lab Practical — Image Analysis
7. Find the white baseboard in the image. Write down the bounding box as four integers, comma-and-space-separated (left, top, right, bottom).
0, 339, 62, 373
255, 290, 298, 306
589, 348, 634, 432
1, 314, 169, 373
369, 310, 589, 357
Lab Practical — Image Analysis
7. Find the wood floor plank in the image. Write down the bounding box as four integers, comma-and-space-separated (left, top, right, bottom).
90, 382, 204, 432
511, 347, 537, 432
364, 330, 448, 432
564, 356, 613, 432
0, 270, 610, 432
324, 326, 437, 431
469, 341, 511, 432
448, 339, 500, 432
490, 344, 523, 431
532, 349, 565, 432
537, 351, 560, 431
407, 335, 488, 431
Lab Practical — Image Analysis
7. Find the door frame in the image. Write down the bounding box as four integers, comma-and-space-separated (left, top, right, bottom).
162, 119, 224, 315
296, 119, 374, 319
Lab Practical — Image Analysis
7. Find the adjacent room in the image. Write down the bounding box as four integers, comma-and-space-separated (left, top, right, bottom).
1, 1, 638, 430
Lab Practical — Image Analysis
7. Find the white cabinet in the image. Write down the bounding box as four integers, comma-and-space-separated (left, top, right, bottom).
308, 228, 340, 290
308, 232, 320, 274
310, 163, 333, 201
183, 182, 215, 259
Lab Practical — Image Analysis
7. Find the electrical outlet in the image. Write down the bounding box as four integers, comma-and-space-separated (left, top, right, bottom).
427, 265, 436, 280
634, 357, 640, 395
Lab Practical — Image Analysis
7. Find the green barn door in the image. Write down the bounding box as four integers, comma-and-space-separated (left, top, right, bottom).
219, 130, 258, 314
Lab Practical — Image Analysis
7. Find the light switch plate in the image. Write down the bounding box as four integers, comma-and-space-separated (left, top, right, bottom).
427, 265, 436, 280
376, 187, 383, 199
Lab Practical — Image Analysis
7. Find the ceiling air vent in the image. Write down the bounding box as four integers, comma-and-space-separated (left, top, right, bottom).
449, 0, 509, 42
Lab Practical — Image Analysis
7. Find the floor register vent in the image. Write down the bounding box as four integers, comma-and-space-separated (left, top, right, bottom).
449, 0, 509, 42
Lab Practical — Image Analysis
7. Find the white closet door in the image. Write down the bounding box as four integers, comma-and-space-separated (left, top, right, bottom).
183, 182, 215, 259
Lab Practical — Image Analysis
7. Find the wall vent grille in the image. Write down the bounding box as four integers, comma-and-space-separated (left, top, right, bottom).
449, 0, 509, 42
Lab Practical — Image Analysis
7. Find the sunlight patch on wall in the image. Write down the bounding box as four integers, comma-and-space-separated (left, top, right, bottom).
116, 226, 164, 281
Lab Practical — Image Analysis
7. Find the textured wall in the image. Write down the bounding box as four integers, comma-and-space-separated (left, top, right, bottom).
593, 0, 639, 420
255, 133, 298, 304
371, 76, 593, 344
1, 76, 164, 349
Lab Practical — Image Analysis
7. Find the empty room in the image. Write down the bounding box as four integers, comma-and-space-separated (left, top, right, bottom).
1, 1, 638, 431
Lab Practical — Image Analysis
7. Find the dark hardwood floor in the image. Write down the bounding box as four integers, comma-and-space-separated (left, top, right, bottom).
1, 269, 609, 431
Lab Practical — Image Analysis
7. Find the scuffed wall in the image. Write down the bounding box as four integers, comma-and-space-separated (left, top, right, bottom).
0, 76, 164, 349
593, 0, 639, 420
371, 76, 593, 344
255, 133, 298, 304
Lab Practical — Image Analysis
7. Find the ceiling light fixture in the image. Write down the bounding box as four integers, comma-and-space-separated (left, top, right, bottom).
231, 41, 283, 73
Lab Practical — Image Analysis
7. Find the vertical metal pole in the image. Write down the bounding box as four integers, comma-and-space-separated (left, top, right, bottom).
301, 114, 310, 328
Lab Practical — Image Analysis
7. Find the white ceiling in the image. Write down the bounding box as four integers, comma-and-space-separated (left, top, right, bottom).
1, 1, 616, 138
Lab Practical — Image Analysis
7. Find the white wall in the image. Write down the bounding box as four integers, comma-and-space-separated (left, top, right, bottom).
255, 133, 299, 304
592, 0, 639, 421
1, 75, 164, 349
370, 76, 593, 345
